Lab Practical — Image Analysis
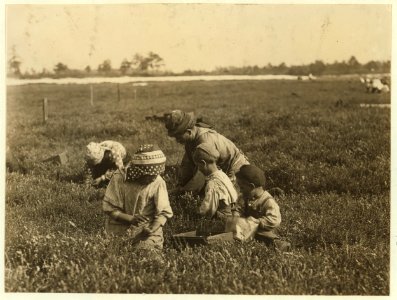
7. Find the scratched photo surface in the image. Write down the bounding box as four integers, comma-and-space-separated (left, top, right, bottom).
5, 3, 392, 295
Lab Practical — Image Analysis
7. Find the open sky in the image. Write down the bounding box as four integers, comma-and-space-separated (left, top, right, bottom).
6, 2, 392, 73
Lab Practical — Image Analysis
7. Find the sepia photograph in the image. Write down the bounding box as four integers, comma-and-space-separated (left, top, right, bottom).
3, 0, 394, 296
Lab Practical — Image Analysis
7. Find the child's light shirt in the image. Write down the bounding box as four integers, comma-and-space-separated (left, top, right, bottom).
199, 169, 238, 218
103, 171, 173, 232
246, 191, 281, 232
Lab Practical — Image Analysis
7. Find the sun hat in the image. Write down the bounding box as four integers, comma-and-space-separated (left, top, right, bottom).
99, 140, 126, 169
126, 144, 166, 181
85, 142, 105, 165
164, 110, 196, 137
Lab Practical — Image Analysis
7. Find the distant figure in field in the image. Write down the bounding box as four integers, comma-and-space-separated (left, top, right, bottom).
193, 143, 238, 222
361, 76, 390, 93
164, 110, 249, 193
298, 73, 316, 81
102, 144, 173, 250
370, 78, 384, 93
84, 140, 129, 188
234, 165, 291, 251
380, 77, 390, 93
308, 73, 316, 80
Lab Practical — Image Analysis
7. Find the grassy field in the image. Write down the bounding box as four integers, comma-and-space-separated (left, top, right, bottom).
5, 79, 390, 294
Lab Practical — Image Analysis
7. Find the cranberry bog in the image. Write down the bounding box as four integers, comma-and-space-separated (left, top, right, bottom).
5, 79, 390, 294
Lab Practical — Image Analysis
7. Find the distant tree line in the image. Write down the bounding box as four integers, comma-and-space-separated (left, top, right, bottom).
7, 51, 167, 79
206, 56, 390, 76
7, 50, 390, 79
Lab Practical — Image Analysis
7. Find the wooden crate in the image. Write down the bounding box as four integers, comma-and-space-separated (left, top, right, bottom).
42, 151, 68, 165
171, 230, 234, 248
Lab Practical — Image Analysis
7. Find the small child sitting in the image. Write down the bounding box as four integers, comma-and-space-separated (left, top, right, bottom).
235, 165, 290, 251
193, 143, 238, 224
102, 144, 173, 250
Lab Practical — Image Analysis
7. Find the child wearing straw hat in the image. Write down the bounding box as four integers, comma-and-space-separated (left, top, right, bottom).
102, 144, 173, 250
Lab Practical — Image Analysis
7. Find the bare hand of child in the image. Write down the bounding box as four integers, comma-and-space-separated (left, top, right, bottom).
247, 216, 260, 224
142, 220, 161, 235
92, 177, 102, 186
232, 210, 240, 217
130, 214, 149, 226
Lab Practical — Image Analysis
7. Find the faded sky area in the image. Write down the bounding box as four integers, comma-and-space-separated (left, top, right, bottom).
6, 3, 392, 73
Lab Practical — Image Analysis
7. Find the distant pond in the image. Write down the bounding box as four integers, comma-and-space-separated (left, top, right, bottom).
7, 74, 301, 86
